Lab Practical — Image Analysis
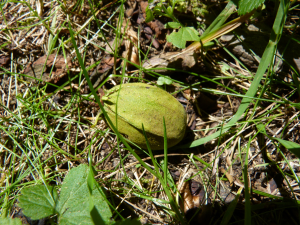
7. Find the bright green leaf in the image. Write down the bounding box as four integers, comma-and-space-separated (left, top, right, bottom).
167, 27, 200, 49
18, 185, 58, 220
157, 80, 164, 86
145, 6, 155, 23
166, 6, 173, 14
221, 63, 231, 73
203, 41, 215, 48
165, 78, 172, 85
165, 22, 181, 29
157, 76, 173, 85
0, 218, 22, 225
238, 0, 265, 15
57, 164, 112, 225
274, 138, 300, 159
153, 5, 165, 16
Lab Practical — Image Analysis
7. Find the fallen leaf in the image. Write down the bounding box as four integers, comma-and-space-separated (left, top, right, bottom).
0, 55, 10, 67
89, 56, 121, 89
143, 49, 199, 74
180, 181, 194, 213
121, 20, 140, 67
23, 54, 71, 83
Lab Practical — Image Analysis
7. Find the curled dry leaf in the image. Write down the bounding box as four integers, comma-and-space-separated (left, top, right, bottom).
180, 181, 195, 214
144, 26, 160, 49
36, 0, 44, 17
143, 49, 199, 74
121, 20, 140, 66
179, 180, 212, 225
97, 57, 120, 74
125, 0, 137, 17
220, 167, 234, 186
179, 180, 205, 213
105, 19, 140, 67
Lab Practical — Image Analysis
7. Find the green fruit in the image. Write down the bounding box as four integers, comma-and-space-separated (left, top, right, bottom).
102, 83, 187, 150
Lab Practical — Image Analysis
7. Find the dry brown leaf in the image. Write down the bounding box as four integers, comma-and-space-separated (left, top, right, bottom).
89, 56, 121, 89
180, 181, 194, 213
0, 56, 10, 67
220, 167, 234, 186
23, 54, 71, 83
36, 0, 44, 17
121, 20, 140, 66
125, 0, 137, 17
123, 34, 139, 65
143, 50, 198, 74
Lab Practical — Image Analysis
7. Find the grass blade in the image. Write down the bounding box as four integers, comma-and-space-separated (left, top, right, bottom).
220, 187, 243, 225
177, 0, 290, 149
163, 117, 168, 185
244, 138, 251, 225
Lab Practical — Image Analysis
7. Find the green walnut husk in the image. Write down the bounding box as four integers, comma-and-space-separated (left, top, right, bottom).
102, 83, 187, 150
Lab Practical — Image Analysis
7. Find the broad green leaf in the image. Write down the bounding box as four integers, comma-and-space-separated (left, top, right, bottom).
0, 218, 22, 225
153, 5, 166, 17
274, 138, 300, 159
165, 22, 181, 29
167, 27, 200, 49
157, 76, 173, 85
145, 6, 155, 23
220, 63, 231, 73
87, 164, 95, 214
238, 0, 265, 15
166, 6, 173, 14
57, 164, 112, 225
18, 185, 58, 220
